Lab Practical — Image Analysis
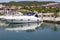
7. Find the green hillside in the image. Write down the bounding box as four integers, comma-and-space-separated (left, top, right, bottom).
0, 1, 57, 6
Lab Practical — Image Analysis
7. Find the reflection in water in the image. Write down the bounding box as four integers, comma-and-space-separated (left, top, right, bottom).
5, 22, 42, 32
40, 23, 60, 32
53, 26, 57, 31
0, 21, 60, 32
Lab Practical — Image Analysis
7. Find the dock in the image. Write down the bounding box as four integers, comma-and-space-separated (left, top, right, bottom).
39, 13, 60, 24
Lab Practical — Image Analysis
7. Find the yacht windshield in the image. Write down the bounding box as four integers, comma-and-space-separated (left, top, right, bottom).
25, 11, 39, 17
25, 12, 35, 16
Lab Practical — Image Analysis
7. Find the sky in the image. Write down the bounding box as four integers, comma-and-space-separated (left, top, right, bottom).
0, 0, 60, 3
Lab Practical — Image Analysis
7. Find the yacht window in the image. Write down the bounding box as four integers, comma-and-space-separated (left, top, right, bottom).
25, 12, 35, 16
28, 19, 30, 21
20, 19, 23, 21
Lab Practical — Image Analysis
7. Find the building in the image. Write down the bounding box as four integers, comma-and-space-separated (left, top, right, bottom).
40, 3, 60, 8
0, 4, 6, 9
38, 13, 54, 17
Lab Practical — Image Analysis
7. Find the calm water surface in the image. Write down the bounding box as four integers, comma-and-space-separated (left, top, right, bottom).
0, 22, 60, 40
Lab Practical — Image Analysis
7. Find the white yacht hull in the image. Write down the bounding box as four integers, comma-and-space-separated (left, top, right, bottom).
6, 19, 40, 23
0, 16, 42, 23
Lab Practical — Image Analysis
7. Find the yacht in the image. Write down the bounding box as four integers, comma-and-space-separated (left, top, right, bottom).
0, 11, 42, 23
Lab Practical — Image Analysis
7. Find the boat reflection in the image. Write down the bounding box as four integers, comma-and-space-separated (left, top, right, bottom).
4, 22, 60, 32
5, 22, 42, 32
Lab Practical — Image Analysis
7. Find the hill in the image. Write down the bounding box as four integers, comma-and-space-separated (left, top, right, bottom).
0, 1, 57, 6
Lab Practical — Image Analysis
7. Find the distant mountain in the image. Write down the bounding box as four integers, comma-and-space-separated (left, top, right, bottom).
0, 1, 57, 6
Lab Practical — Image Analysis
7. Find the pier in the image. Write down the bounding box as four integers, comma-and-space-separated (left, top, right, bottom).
39, 13, 60, 24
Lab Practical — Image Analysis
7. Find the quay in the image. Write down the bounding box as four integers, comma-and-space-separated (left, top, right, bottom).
39, 13, 60, 24
39, 17, 60, 24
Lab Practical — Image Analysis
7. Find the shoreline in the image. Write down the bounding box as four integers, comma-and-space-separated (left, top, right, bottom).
43, 20, 60, 24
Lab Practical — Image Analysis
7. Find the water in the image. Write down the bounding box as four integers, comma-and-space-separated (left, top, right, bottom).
0, 22, 60, 40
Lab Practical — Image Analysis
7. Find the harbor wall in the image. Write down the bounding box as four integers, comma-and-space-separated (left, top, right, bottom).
40, 17, 60, 24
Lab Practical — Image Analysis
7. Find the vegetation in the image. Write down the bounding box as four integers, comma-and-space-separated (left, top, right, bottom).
20, 7, 60, 13
0, 1, 56, 6
0, 1, 60, 14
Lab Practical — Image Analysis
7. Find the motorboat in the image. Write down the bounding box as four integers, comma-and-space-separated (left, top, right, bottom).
0, 11, 42, 23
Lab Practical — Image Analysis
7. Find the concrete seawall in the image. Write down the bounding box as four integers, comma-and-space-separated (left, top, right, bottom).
40, 17, 60, 24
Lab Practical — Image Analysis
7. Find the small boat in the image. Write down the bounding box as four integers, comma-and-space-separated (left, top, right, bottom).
0, 11, 42, 23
